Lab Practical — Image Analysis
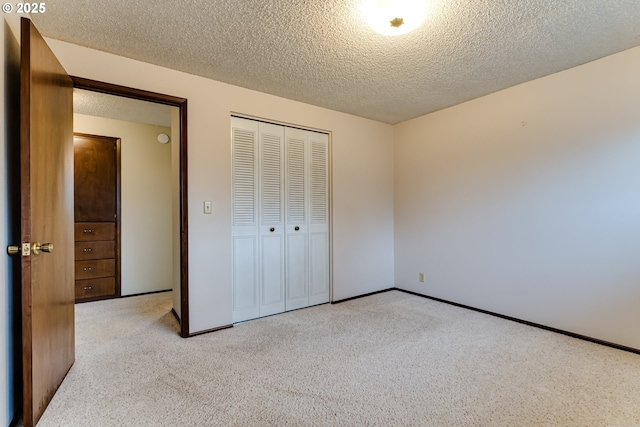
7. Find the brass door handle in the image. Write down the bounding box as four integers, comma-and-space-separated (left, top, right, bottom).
32, 242, 54, 255
7, 245, 19, 255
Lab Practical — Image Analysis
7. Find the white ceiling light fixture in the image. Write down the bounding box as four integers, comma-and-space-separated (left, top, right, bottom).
362, 0, 430, 36
157, 133, 170, 144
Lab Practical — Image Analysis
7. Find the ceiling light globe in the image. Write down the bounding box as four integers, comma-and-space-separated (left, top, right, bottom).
363, 0, 429, 36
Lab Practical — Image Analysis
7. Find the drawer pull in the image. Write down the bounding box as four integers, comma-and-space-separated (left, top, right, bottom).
83, 229, 93, 234
83, 248, 92, 252
83, 285, 93, 290
83, 267, 93, 271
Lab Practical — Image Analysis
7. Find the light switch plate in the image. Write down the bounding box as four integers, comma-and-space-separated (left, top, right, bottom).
203, 201, 213, 214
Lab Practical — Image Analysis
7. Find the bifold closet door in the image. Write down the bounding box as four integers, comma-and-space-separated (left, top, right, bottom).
232, 116, 329, 322
284, 128, 330, 311
258, 123, 285, 317
231, 118, 260, 322
284, 128, 309, 310
308, 132, 330, 306
232, 117, 286, 323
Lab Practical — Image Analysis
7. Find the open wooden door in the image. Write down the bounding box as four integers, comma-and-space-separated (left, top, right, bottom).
20, 17, 75, 426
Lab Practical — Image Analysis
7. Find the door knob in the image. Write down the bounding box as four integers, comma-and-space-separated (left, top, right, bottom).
270, 228, 275, 232
32, 242, 53, 255
7, 245, 19, 255
294, 226, 300, 231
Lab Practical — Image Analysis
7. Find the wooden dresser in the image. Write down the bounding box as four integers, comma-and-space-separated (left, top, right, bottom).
74, 133, 121, 302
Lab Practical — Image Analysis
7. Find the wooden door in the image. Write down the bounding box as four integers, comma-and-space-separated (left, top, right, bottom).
20, 17, 75, 427
73, 134, 118, 222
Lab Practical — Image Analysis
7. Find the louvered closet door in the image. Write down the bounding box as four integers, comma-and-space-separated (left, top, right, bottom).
231, 118, 259, 323
285, 127, 310, 311
258, 123, 285, 317
308, 133, 330, 306
232, 116, 330, 321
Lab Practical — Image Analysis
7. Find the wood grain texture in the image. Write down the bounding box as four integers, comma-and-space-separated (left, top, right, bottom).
74, 240, 115, 261
74, 277, 116, 300
73, 135, 117, 222
74, 259, 116, 280
20, 17, 75, 427
73, 133, 121, 301
74, 222, 115, 241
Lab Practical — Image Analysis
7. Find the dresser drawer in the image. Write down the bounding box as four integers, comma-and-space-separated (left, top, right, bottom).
75, 277, 115, 300
75, 222, 115, 241
75, 259, 115, 280
75, 240, 115, 261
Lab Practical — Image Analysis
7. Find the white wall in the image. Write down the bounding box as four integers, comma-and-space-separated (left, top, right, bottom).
74, 114, 173, 296
394, 46, 640, 350
48, 39, 395, 333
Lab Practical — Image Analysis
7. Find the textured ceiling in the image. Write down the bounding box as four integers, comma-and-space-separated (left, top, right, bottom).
33, 0, 640, 124
73, 89, 173, 127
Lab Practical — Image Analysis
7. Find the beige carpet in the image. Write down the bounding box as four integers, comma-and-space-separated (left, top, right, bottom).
37, 290, 640, 426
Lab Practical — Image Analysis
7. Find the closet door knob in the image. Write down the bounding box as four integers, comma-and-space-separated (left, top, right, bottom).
294, 226, 300, 231
270, 228, 275, 232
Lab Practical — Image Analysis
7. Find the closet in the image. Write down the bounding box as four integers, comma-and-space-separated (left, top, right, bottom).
231, 117, 330, 323
73, 133, 121, 302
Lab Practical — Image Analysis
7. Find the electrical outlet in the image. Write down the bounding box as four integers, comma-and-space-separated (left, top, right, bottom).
419, 272, 425, 283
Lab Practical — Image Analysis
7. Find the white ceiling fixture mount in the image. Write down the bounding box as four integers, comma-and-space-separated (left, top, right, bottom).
362, 0, 429, 36
157, 133, 170, 144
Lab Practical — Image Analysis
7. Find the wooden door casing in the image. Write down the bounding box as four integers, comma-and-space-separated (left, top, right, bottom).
70, 76, 190, 337
20, 17, 75, 427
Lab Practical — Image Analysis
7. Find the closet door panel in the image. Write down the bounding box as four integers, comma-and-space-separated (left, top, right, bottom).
309, 232, 329, 305
231, 118, 259, 322
310, 137, 329, 225
286, 232, 308, 310
232, 236, 259, 322
258, 123, 285, 316
285, 128, 310, 310
232, 121, 258, 229
260, 235, 284, 315
309, 134, 330, 305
